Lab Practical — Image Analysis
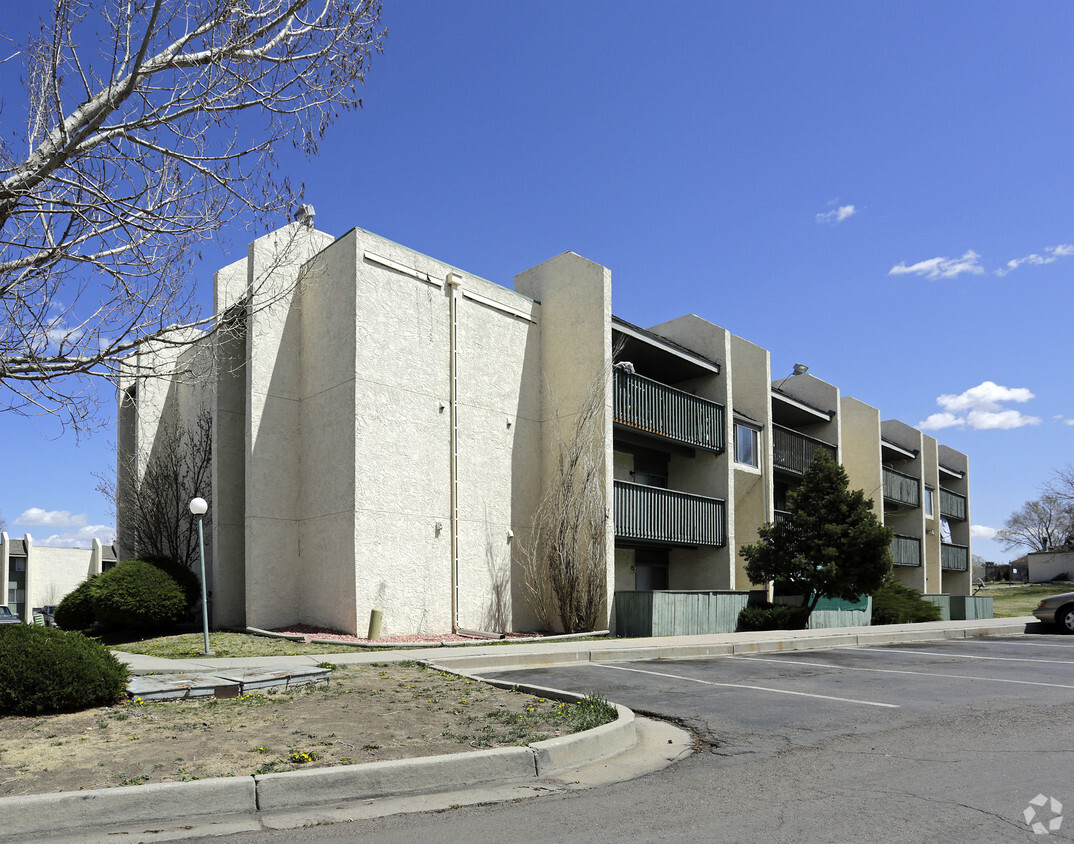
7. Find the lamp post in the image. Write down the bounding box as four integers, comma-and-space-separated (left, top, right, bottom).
188, 497, 212, 656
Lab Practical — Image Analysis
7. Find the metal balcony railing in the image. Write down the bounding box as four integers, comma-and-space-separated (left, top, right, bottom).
883, 468, 920, 508
941, 542, 969, 571
772, 425, 837, 474
613, 369, 725, 453
891, 534, 922, 567
940, 488, 967, 521
614, 480, 726, 547
773, 509, 792, 524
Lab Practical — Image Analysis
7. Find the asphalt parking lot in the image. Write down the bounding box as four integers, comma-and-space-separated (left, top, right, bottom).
485, 634, 1074, 756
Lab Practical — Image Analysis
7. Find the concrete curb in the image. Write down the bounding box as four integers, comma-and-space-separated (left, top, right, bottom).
1, 776, 255, 839
426, 617, 1035, 674
1, 697, 638, 839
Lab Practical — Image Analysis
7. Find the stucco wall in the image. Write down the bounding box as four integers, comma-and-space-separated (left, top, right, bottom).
840, 397, 884, 514
515, 252, 613, 631
342, 230, 544, 635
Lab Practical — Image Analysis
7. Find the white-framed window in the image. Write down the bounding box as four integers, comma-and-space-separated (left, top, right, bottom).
924, 487, 934, 518
735, 423, 760, 468
13, 557, 25, 572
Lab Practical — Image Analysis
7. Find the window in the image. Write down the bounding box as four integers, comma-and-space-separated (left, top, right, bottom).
924, 487, 934, 518
13, 557, 25, 572
735, 423, 760, 468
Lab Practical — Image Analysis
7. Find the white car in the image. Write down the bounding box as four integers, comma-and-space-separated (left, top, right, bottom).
1032, 591, 1074, 633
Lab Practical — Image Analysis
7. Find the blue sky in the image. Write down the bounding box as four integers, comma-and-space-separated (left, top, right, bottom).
2, 1, 1071, 562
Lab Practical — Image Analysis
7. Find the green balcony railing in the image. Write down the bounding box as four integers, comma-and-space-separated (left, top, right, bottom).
883, 468, 920, 507
891, 534, 921, 567
940, 488, 967, 521
614, 480, 726, 547
941, 542, 969, 571
614, 369, 725, 453
772, 425, 837, 475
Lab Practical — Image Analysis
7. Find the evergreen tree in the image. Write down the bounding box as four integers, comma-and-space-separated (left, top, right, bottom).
742, 450, 893, 620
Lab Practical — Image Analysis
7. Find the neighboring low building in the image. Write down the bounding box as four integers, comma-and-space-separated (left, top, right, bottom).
1, 533, 117, 622
117, 218, 972, 636
1023, 549, 1074, 583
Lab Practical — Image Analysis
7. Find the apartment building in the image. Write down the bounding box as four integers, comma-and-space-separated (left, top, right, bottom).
118, 218, 970, 636
1, 533, 116, 621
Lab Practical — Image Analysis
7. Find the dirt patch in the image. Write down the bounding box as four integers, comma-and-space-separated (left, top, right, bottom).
0, 663, 611, 798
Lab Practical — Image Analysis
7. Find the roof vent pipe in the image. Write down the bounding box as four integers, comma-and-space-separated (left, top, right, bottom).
294, 204, 316, 227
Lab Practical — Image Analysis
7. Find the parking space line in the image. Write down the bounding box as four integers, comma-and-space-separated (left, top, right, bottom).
843, 646, 1074, 665
592, 662, 899, 708
973, 639, 1074, 651
731, 655, 1074, 690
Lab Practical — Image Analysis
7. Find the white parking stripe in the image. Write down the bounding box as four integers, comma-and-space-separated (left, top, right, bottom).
966, 639, 1074, 651
843, 646, 1074, 665
731, 655, 1074, 690
592, 662, 899, 708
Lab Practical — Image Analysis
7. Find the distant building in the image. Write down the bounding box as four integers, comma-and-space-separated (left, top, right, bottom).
117, 222, 972, 636
1, 533, 116, 621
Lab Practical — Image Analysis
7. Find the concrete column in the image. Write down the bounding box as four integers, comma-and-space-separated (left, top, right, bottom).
515, 253, 614, 631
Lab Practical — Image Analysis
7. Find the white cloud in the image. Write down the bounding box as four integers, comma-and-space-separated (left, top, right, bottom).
816, 204, 857, 225
918, 412, 962, 430
971, 525, 998, 541
994, 243, 1074, 276
16, 508, 88, 528
936, 381, 1034, 413
37, 524, 115, 550
1066, 419, 1074, 427
889, 250, 984, 280
919, 381, 1041, 430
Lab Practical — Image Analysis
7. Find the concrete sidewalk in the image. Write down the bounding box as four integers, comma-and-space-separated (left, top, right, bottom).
5, 617, 1039, 841
116, 615, 1038, 675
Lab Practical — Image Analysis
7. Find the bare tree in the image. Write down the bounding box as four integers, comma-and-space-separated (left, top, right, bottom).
520, 373, 610, 634
0, 0, 385, 429
995, 496, 1073, 553
103, 409, 212, 569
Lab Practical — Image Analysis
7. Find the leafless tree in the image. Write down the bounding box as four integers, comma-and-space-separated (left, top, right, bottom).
0, 0, 385, 430
102, 408, 212, 569
520, 373, 610, 634
995, 496, 1073, 553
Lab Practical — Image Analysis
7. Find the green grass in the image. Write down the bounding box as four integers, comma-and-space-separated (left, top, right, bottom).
442, 693, 618, 747
976, 582, 1074, 618
100, 631, 380, 659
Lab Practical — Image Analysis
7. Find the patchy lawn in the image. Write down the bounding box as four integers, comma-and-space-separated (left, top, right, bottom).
0, 662, 616, 798
975, 582, 1074, 618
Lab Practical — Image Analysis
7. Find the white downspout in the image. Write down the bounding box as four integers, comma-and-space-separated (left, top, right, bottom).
447, 272, 462, 633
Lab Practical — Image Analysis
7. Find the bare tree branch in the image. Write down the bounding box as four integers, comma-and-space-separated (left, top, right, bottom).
0, 0, 385, 431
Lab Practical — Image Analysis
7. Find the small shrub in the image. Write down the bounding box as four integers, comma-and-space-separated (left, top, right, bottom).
54, 577, 100, 630
871, 580, 942, 625
737, 603, 811, 631
0, 625, 129, 714
91, 560, 186, 631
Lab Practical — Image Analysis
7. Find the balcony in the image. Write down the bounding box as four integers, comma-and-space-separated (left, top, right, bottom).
941, 542, 969, 572
614, 369, 725, 453
614, 480, 726, 547
883, 468, 920, 508
773, 509, 792, 524
891, 534, 921, 567
940, 488, 967, 521
772, 425, 837, 475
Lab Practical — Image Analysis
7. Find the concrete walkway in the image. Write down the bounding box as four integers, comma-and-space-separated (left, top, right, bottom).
5, 616, 1039, 842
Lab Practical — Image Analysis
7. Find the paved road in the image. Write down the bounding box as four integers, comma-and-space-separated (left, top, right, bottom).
208, 635, 1074, 843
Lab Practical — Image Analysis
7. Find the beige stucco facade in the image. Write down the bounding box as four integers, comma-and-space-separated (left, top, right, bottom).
118, 220, 972, 636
